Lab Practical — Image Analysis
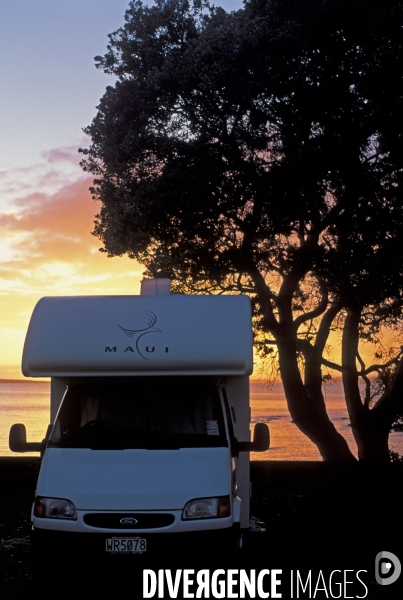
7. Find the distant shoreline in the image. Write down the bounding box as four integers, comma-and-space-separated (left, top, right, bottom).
0, 378, 49, 384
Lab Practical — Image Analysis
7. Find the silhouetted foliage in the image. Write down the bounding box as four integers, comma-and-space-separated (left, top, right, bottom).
81, 0, 403, 462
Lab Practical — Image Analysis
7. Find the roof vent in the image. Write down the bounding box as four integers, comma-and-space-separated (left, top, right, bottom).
140, 278, 171, 296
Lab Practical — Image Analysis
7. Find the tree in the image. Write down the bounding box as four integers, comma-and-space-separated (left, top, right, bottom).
80, 0, 403, 463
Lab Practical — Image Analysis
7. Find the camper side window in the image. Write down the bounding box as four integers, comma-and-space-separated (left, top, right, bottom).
50, 380, 228, 450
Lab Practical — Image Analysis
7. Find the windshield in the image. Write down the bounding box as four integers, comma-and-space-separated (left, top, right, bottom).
49, 380, 227, 450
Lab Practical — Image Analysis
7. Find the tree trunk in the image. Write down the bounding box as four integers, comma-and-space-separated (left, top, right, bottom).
277, 335, 356, 462
255, 269, 356, 463
368, 357, 403, 463
302, 304, 341, 416
342, 306, 391, 464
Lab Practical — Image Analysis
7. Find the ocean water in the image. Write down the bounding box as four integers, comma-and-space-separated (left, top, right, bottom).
0, 382, 50, 457
1, 381, 402, 459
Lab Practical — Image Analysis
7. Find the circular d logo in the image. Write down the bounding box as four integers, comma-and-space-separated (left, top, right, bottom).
375, 551, 401, 586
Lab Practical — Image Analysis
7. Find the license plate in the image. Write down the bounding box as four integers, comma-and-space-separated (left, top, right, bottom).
105, 537, 147, 554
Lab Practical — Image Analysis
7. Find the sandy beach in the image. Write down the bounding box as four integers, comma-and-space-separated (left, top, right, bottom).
1, 458, 402, 599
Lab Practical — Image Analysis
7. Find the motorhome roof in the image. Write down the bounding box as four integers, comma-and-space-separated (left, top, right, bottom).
22, 294, 253, 377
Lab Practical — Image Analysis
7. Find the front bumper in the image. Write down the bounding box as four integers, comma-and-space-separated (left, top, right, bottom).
31, 525, 241, 563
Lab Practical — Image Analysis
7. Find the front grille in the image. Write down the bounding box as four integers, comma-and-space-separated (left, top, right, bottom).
83, 513, 175, 529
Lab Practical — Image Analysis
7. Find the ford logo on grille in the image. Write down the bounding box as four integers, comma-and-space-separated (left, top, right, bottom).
120, 517, 138, 525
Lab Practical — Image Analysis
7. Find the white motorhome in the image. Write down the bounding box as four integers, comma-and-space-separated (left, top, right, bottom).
10, 279, 269, 572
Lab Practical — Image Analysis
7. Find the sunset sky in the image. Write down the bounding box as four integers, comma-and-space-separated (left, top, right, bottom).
0, 1, 244, 378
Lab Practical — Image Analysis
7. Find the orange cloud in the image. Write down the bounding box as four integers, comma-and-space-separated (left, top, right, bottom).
0, 178, 101, 277
0, 155, 144, 376
0, 167, 140, 274
2, 177, 97, 240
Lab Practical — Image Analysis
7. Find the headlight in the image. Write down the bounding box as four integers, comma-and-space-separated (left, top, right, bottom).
182, 496, 230, 520
34, 497, 77, 520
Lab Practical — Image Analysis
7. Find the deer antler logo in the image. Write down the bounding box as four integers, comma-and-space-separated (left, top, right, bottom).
117, 311, 162, 359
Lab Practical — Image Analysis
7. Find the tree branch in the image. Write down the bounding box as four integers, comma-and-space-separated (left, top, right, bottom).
360, 354, 403, 376
294, 280, 329, 330
296, 338, 343, 372
372, 356, 403, 422
247, 265, 280, 336
342, 306, 366, 425
356, 351, 371, 407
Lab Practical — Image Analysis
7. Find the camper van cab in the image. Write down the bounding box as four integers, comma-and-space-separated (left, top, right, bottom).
10, 280, 269, 567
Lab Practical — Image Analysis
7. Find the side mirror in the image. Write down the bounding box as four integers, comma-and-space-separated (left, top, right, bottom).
9, 424, 43, 453
237, 423, 270, 453
251, 422, 270, 452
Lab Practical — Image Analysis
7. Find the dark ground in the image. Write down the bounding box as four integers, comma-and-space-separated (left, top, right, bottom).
0, 458, 402, 599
